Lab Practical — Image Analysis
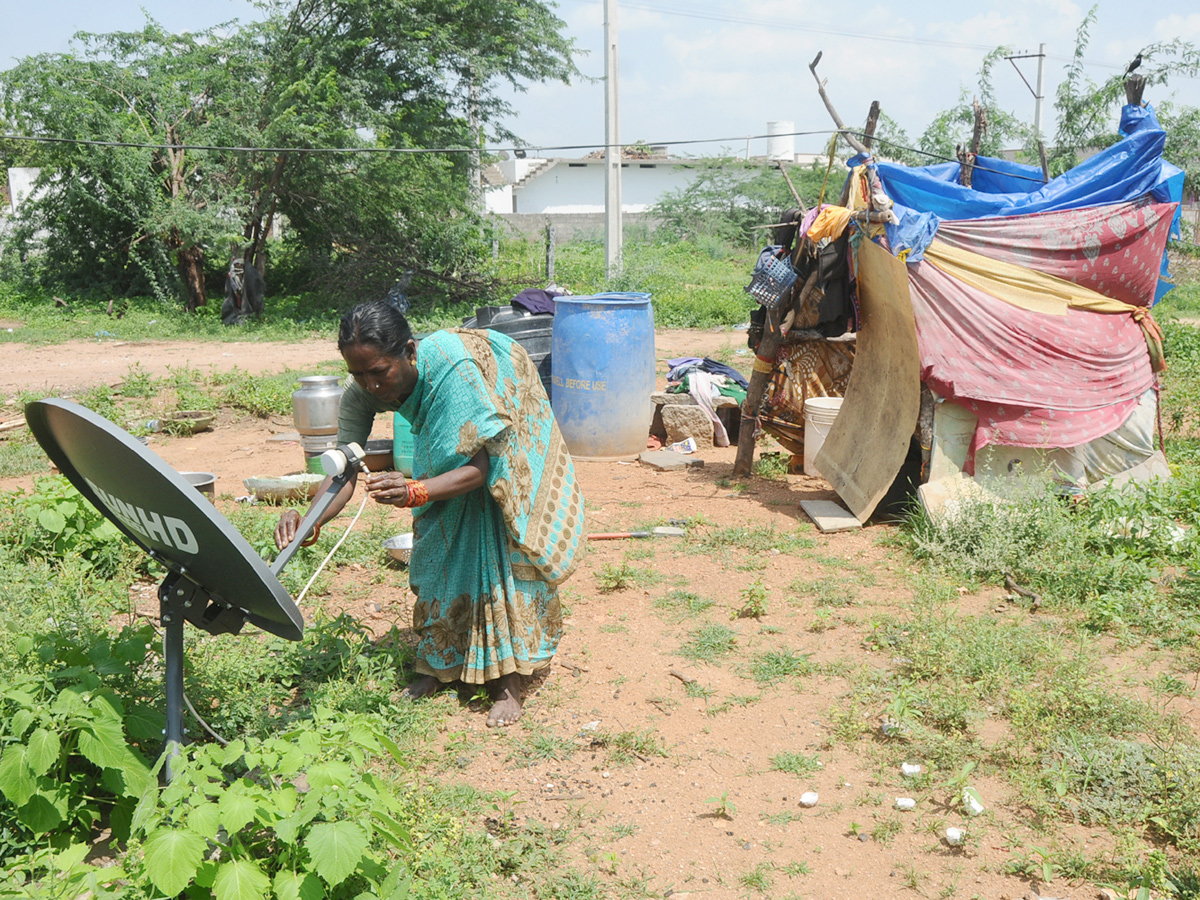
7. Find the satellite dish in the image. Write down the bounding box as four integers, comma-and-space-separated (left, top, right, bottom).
25, 399, 365, 778
25, 398, 302, 639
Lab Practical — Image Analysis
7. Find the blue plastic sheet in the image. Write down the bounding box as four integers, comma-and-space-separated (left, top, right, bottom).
867, 105, 1183, 300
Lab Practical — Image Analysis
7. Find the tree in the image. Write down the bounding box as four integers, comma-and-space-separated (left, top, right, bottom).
1047, 6, 1200, 177
225, 0, 580, 302
0, 23, 259, 307
0, 0, 579, 309
917, 47, 1033, 163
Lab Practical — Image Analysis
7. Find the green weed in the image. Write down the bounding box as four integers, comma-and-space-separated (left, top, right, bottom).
750, 649, 815, 685
653, 589, 715, 622
734, 579, 769, 619
770, 751, 823, 776
680, 624, 738, 662
739, 862, 774, 892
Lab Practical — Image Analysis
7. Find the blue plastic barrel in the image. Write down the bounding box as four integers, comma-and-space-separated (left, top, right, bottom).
552, 292, 655, 459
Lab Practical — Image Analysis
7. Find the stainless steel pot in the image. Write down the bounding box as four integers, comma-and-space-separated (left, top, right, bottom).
292, 375, 343, 438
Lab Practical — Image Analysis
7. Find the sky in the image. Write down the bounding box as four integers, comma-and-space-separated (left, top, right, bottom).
2, 0, 1198, 161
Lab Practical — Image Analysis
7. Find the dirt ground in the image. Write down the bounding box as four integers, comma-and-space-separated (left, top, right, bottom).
0, 331, 1099, 899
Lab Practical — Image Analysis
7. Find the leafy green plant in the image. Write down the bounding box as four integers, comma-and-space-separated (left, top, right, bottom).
734, 579, 768, 619
752, 452, 789, 480
4, 476, 129, 577
1003, 845, 1059, 883
595, 561, 635, 593
116, 363, 160, 399
0, 627, 161, 856
122, 711, 420, 898
705, 791, 737, 820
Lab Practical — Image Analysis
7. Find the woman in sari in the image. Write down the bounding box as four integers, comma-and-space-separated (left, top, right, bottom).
276, 300, 585, 726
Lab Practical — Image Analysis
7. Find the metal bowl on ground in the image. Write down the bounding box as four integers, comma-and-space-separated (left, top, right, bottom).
167, 410, 215, 434
179, 471, 216, 502
363, 439, 394, 472
383, 533, 413, 565
243, 473, 323, 504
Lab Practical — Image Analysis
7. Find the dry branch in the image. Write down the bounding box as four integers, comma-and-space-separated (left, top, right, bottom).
808, 52, 869, 156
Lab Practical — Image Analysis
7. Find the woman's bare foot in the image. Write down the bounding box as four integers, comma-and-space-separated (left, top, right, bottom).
485, 673, 523, 727
400, 675, 443, 701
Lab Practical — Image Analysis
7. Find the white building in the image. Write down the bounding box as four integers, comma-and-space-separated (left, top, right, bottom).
484, 122, 821, 216
486, 155, 707, 215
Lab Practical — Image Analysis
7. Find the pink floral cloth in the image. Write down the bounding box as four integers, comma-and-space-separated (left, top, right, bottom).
935, 200, 1176, 308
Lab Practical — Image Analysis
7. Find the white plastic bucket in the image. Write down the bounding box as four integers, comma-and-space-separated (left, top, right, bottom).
803, 396, 844, 477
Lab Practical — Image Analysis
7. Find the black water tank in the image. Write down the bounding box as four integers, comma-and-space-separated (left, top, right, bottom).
463, 306, 554, 398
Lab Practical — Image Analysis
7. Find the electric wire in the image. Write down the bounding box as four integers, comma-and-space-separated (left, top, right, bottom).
0, 128, 843, 155
0, 128, 1058, 184
295, 490, 370, 606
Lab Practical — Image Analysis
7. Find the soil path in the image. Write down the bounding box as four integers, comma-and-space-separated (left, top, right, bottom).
0, 330, 1076, 900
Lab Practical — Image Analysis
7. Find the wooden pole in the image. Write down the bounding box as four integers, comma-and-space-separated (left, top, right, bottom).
546, 222, 556, 283
808, 53, 869, 156
732, 270, 819, 476
957, 99, 987, 188
863, 101, 880, 150
776, 161, 808, 215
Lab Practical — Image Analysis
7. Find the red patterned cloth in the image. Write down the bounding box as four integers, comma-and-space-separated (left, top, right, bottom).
907, 257, 1155, 457
935, 200, 1176, 308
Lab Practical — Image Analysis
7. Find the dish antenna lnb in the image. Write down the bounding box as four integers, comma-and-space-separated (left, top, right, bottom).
25, 399, 366, 779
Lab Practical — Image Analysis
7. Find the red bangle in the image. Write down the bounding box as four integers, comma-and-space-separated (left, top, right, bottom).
404, 480, 428, 508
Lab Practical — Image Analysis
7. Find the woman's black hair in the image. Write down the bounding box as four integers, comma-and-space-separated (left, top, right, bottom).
338, 299, 413, 358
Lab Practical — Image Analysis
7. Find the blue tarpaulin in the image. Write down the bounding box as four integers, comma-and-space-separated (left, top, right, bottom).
869, 105, 1183, 300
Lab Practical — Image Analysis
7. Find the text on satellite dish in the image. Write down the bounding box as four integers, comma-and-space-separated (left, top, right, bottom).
85, 479, 200, 555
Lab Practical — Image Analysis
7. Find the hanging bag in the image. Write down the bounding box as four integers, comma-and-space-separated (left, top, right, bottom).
745, 245, 798, 310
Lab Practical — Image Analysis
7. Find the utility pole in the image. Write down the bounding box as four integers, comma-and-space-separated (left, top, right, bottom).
604, 0, 622, 275
1034, 43, 1046, 138
468, 61, 483, 212
1006, 45, 1047, 138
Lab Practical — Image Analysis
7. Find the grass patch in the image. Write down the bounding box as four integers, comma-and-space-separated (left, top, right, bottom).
770, 751, 823, 776
0, 437, 49, 478
750, 649, 815, 685
593, 728, 669, 765
680, 623, 738, 662
652, 588, 715, 622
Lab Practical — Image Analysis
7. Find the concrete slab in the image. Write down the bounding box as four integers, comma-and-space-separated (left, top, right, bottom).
1090, 450, 1171, 492
916, 474, 998, 524
799, 499, 862, 533
638, 450, 705, 471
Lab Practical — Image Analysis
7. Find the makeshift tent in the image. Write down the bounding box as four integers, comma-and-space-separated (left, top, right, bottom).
803, 104, 1181, 521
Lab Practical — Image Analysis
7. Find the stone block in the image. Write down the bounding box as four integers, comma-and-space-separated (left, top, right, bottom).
661, 404, 714, 448
639, 450, 705, 471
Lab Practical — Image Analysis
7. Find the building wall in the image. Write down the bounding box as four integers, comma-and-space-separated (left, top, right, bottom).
491, 212, 661, 242
514, 161, 700, 214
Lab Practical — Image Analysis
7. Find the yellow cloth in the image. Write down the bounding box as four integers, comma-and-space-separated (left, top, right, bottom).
925, 239, 1132, 316
923, 239, 1166, 372
806, 206, 852, 243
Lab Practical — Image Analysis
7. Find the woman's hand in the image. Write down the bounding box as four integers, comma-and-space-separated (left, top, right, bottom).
363, 471, 413, 505
275, 509, 319, 549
